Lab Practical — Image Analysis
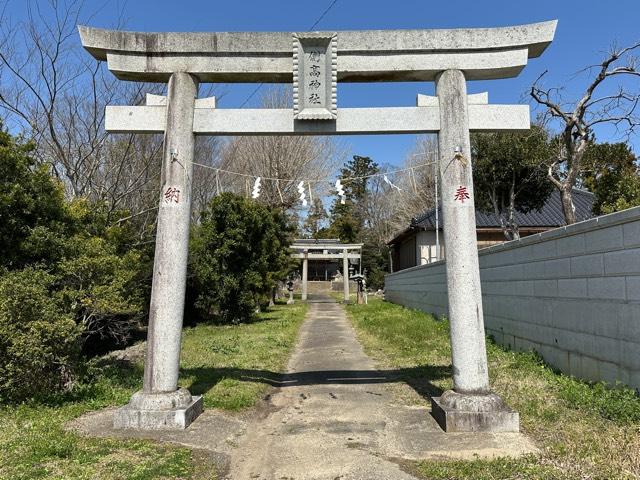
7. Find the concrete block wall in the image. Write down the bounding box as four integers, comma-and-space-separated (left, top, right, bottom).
385, 207, 640, 390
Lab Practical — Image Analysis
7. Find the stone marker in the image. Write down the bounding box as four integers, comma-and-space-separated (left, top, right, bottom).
79, 20, 556, 431
286, 279, 295, 305
301, 250, 309, 301
343, 250, 350, 302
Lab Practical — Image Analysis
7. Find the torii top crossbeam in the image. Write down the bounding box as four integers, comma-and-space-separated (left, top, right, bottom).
79, 22, 556, 82
78, 22, 557, 136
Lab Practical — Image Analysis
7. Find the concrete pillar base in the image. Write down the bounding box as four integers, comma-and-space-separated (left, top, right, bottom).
430, 390, 519, 432
113, 388, 203, 430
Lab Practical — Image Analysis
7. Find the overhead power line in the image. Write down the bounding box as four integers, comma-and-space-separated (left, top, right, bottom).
309, 0, 339, 30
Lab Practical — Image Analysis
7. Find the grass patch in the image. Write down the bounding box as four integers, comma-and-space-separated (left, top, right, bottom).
180, 302, 308, 410
0, 301, 307, 479
0, 363, 201, 480
345, 298, 640, 480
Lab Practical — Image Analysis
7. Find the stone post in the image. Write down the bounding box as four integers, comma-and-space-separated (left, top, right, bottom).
343, 249, 350, 302
356, 280, 364, 305
430, 69, 518, 432
301, 250, 309, 301
114, 72, 203, 430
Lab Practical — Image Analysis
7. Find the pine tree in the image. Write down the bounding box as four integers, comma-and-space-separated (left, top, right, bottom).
328, 155, 379, 242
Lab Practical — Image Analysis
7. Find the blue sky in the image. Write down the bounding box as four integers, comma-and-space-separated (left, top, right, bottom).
9, 0, 640, 167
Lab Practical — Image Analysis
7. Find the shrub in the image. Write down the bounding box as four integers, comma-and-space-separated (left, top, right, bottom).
56, 234, 147, 347
0, 126, 152, 400
47, 199, 151, 350
190, 193, 294, 323
0, 268, 82, 402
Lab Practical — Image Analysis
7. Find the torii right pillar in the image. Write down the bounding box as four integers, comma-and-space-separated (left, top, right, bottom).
431, 69, 519, 432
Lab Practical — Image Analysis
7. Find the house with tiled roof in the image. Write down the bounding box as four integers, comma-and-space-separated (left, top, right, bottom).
388, 189, 595, 272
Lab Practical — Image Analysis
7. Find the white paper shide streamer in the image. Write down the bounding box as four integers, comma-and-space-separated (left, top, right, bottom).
188, 159, 435, 196
335, 179, 346, 204
383, 174, 402, 192
297, 181, 307, 207
251, 177, 261, 199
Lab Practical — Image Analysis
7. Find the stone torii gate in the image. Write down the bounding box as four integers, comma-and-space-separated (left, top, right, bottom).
290, 240, 363, 302
79, 20, 556, 432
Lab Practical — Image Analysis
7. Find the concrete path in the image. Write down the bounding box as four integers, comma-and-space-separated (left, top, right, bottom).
70, 297, 537, 479
226, 299, 420, 479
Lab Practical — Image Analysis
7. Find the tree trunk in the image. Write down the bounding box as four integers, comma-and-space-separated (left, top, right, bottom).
506, 207, 520, 241
560, 187, 577, 225
506, 176, 520, 241
490, 192, 519, 242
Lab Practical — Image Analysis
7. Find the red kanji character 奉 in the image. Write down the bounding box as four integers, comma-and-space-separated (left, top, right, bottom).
454, 185, 470, 203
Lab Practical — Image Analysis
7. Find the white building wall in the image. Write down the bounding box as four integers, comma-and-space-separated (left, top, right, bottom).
385, 207, 640, 391
415, 230, 444, 265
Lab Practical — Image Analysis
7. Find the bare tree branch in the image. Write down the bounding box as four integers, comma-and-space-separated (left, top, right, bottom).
0, 0, 227, 238
217, 86, 343, 213
530, 41, 640, 224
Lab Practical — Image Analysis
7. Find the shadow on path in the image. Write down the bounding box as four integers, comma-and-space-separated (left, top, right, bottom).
182, 364, 450, 400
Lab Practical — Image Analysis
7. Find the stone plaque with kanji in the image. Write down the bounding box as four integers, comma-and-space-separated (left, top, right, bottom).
293, 32, 337, 120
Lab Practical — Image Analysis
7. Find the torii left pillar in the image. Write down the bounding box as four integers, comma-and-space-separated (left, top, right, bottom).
114, 72, 203, 429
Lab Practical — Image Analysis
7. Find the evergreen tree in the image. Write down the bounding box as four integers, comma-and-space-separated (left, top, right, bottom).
0, 123, 67, 268
472, 126, 553, 240
328, 155, 379, 241
325, 155, 391, 288
581, 142, 640, 215
190, 193, 295, 323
